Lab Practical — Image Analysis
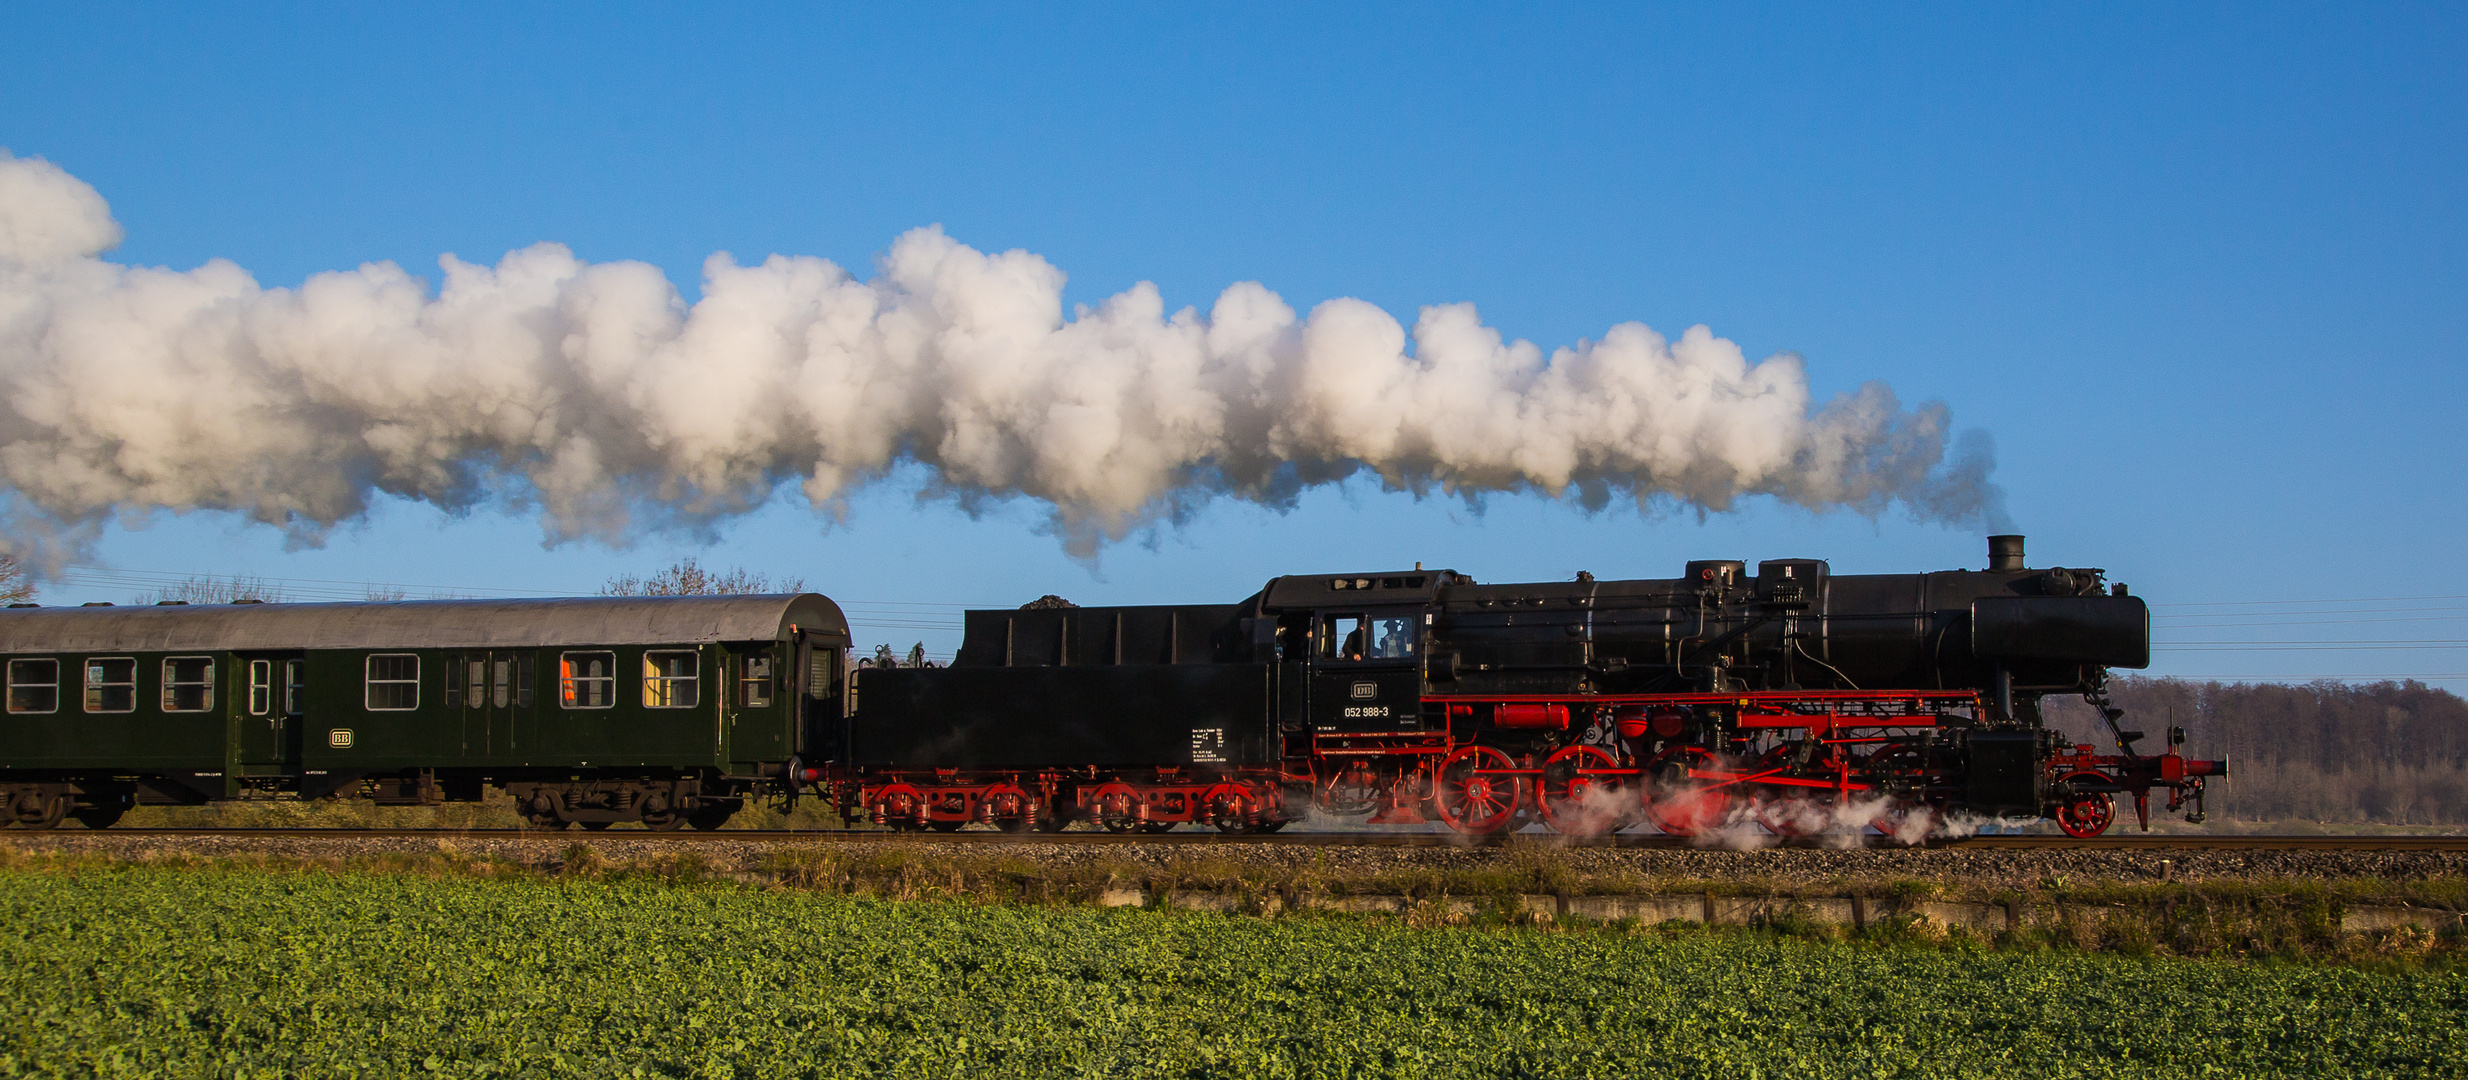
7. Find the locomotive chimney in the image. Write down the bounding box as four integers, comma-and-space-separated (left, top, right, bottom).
1988, 534, 2027, 573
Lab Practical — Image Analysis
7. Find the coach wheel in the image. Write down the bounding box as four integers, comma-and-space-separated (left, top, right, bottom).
2053, 772, 2117, 839
1091, 783, 1141, 833
580, 820, 613, 831
1434, 746, 1521, 836
9, 790, 66, 830
687, 802, 738, 831
1538, 744, 1624, 837
522, 809, 569, 831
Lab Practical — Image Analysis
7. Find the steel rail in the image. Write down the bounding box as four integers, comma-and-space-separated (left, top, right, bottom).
22, 828, 2468, 851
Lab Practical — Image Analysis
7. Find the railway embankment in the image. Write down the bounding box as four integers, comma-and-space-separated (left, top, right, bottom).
5, 830, 2464, 960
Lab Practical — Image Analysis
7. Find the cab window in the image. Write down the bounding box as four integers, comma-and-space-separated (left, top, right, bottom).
1320, 614, 1416, 661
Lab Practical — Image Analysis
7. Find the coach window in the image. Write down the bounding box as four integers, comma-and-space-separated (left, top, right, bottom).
83, 658, 135, 713
163, 656, 216, 712
643, 650, 699, 709
511, 655, 534, 708
364, 654, 419, 711
283, 660, 306, 716
247, 660, 273, 716
561, 652, 615, 708
7, 659, 59, 714
741, 653, 773, 708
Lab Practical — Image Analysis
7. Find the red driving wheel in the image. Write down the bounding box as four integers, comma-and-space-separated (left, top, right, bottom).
1647, 786, 1739, 837
1434, 745, 1522, 835
2054, 770, 2118, 839
1537, 744, 1624, 837
1638, 750, 1737, 837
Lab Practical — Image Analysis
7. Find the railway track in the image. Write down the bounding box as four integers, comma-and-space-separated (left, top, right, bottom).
27, 828, 2468, 851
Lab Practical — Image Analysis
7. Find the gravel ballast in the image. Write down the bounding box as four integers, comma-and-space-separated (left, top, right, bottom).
6, 831, 2464, 890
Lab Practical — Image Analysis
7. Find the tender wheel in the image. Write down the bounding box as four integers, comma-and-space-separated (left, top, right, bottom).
982, 784, 1035, 833
1136, 821, 1175, 834
1538, 744, 1624, 837
1201, 783, 1257, 834
2054, 771, 2118, 839
872, 783, 926, 831
928, 820, 965, 832
1433, 746, 1521, 835
1091, 782, 1142, 833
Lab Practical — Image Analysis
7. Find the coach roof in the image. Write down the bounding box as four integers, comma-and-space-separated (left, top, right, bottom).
0, 594, 850, 654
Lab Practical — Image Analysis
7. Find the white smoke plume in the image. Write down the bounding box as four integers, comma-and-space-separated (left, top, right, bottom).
0, 151, 2008, 563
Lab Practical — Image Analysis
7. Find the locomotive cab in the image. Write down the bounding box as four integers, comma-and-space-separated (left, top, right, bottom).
1302, 608, 1425, 733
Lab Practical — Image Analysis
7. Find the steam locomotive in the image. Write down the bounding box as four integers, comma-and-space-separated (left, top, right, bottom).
0, 535, 2217, 840
834, 535, 2221, 839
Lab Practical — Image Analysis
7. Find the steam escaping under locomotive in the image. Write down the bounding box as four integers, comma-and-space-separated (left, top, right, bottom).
833, 535, 2222, 840
0, 534, 2218, 841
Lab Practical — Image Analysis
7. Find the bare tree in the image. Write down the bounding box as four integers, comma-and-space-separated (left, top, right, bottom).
0, 555, 31, 603
134, 574, 287, 605
601, 556, 806, 597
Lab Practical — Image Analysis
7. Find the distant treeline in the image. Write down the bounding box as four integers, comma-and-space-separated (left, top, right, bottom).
2042, 677, 2468, 825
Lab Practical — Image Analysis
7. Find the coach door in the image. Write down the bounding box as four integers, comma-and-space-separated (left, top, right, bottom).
1306, 608, 1425, 733
447, 651, 534, 758
236, 652, 305, 768
791, 631, 843, 763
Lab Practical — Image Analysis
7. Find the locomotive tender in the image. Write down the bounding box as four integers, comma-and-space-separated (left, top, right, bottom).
0, 536, 2220, 839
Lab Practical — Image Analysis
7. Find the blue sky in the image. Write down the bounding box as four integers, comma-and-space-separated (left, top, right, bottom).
4, 2, 2464, 681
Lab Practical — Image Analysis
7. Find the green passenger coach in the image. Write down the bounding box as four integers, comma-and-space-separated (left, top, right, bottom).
0, 594, 850, 829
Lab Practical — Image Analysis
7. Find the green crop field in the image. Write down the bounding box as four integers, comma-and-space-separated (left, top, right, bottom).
0, 864, 2461, 1078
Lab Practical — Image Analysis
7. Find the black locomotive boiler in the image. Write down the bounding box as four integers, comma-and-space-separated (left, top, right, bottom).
831, 535, 2221, 839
